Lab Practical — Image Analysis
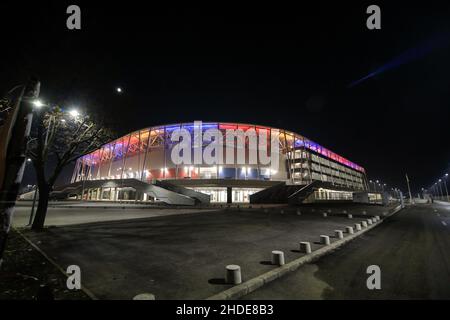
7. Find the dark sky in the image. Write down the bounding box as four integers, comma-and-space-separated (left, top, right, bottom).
1, 1, 450, 193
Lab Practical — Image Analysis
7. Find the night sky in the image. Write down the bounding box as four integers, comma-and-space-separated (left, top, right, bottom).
1, 1, 450, 193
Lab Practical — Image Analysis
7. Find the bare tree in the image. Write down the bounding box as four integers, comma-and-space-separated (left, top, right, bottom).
27, 105, 112, 230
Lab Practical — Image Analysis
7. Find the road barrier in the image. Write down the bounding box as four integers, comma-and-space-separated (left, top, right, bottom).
226, 265, 242, 285
133, 293, 156, 300
367, 219, 373, 225
271, 251, 285, 266
355, 223, 362, 231
299, 241, 312, 254
345, 226, 354, 234
335, 230, 344, 239
362, 221, 368, 228
320, 235, 330, 245
348, 214, 353, 219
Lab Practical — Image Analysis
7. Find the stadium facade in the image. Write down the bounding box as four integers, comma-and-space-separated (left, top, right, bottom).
64, 121, 369, 204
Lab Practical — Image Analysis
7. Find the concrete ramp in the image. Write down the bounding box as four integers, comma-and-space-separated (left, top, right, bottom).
51, 179, 200, 206
250, 182, 312, 204
153, 180, 210, 204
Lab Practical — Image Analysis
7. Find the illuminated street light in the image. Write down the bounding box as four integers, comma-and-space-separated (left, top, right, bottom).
69, 109, 80, 118
443, 173, 450, 201
32, 99, 44, 108
116, 87, 122, 93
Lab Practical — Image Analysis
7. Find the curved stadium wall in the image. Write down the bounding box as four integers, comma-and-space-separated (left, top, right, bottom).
71, 122, 368, 202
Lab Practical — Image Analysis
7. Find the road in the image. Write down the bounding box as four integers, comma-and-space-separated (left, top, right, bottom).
19, 204, 389, 299
242, 202, 450, 299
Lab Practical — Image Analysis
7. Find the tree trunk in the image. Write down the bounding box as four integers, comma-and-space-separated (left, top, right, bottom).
31, 184, 50, 231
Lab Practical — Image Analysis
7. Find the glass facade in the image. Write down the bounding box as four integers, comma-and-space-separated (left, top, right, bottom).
72, 122, 368, 192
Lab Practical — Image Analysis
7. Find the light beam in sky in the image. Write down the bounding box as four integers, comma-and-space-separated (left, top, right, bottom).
348, 32, 450, 88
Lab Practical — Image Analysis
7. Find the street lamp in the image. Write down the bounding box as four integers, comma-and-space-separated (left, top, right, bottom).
441, 175, 449, 202
437, 179, 445, 200
32, 99, 45, 108
69, 109, 80, 118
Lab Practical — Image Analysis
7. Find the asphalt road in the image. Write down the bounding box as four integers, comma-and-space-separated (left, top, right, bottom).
20, 204, 389, 299
242, 202, 450, 299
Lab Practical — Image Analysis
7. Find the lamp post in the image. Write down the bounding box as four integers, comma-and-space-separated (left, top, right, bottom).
438, 179, 444, 201
405, 173, 413, 204
434, 183, 441, 199
443, 174, 449, 202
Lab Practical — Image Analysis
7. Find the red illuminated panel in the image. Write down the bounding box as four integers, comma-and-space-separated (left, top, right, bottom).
219, 123, 238, 130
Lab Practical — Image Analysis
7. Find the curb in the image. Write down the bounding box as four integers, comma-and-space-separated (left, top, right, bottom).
14, 228, 98, 300
207, 204, 403, 300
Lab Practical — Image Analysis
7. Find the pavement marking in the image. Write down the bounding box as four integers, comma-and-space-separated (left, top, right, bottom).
442, 221, 447, 226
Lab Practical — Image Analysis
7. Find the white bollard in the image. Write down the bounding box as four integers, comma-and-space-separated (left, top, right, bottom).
335, 230, 344, 239
320, 235, 330, 245
345, 226, 354, 234
362, 210, 367, 215
375, 215, 380, 221
226, 265, 242, 285
299, 241, 312, 254
348, 214, 353, 219
133, 293, 156, 300
327, 209, 332, 213
322, 212, 327, 218
361, 221, 368, 228
355, 223, 362, 231
271, 250, 285, 266
372, 218, 377, 223
343, 210, 347, 214
367, 219, 373, 225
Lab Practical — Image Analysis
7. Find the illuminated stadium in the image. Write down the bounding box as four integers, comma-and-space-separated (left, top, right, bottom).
60, 121, 369, 205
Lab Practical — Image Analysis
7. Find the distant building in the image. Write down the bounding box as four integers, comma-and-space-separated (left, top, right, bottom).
57, 122, 369, 205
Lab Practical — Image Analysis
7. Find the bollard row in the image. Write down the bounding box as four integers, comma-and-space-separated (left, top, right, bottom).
220, 208, 384, 288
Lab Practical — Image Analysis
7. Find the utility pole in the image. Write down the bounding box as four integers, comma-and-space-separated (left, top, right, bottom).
0, 78, 40, 266
405, 173, 413, 204
444, 174, 449, 202
438, 180, 444, 201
